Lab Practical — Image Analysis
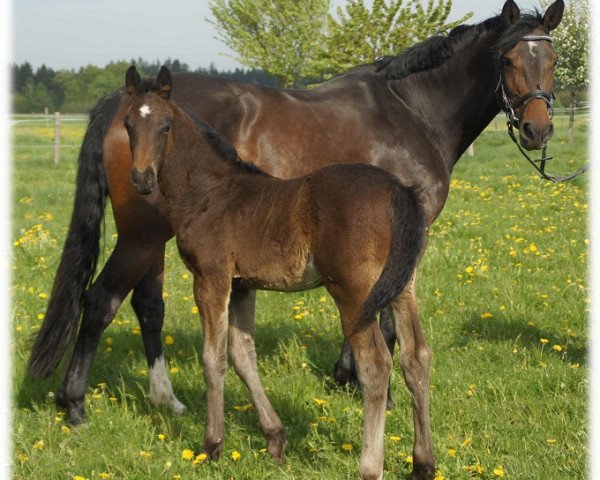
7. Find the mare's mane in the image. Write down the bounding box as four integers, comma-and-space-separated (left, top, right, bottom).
373, 11, 545, 80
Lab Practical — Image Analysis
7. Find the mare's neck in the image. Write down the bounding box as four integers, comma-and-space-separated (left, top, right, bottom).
387, 30, 501, 173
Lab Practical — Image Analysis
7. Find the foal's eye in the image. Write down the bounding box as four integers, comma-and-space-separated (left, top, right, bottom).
501, 57, 512, 69
162, 123, 172, 134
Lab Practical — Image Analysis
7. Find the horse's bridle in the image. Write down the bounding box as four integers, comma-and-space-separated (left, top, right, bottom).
495, 34, 588, 182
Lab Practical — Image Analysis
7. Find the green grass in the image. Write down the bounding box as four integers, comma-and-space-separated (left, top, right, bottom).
11, 114, 588, 479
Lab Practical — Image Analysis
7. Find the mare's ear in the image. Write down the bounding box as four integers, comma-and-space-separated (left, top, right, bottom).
543, 0, 564, 32
126, 65, 141, 96
157, 66, 173, 100
501, 0, 520, 27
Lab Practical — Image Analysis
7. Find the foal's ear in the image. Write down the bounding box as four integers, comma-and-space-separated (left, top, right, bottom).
542, 0, 564, 32
126, 66, 141, 96
501, 0, 520, 27
157, 66, 173, 100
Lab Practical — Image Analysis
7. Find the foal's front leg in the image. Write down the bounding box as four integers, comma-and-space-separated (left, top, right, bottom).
193, 274, 231, 460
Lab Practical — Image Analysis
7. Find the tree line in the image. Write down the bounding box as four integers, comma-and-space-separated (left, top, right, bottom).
11, 59, 279, 114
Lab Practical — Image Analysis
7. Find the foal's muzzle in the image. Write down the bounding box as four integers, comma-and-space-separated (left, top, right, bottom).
131, 167, 156, 195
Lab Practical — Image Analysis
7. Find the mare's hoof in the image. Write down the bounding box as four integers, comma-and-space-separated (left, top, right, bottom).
266, 431, 287, 463
386, 395, 395, 411
56, 388, 87, 425
333, 361, 360, 389
202, 439, 223, 461
411, 463, 436, 480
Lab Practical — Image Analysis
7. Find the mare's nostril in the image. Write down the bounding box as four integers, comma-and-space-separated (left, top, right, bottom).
522, 122, 535, 140
131, 169, 141, 188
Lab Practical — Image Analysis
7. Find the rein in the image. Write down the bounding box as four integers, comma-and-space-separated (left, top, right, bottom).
495, 34, 588, 183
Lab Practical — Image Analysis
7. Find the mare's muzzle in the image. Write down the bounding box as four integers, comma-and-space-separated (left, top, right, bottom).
131, 167, 156, 195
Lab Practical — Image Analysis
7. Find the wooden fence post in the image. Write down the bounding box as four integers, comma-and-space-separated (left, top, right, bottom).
53, 112, 60, 165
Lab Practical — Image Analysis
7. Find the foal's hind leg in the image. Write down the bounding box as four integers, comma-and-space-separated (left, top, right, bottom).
131, 248, 186, 414
338, 307, 392, 480
392, 277, 435, 480
228, 288, 286, 462
57, 241, 158, 424
333, 312, 396, 410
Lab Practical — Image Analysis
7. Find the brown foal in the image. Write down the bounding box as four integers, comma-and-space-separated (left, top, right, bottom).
124, 65, 427, 480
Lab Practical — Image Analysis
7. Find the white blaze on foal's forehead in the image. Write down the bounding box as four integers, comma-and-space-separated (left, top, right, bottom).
139, 104, 152, 118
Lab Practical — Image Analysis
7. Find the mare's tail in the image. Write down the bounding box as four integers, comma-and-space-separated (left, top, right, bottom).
27, 91, 121, 378
361, 186, 426, 320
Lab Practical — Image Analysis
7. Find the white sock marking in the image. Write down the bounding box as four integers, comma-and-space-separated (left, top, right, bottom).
148, 355, 186, 414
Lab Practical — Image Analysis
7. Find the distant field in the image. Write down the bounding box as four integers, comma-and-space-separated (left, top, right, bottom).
11, 112, 588, 479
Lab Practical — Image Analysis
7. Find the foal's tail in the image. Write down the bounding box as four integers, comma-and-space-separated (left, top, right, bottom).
362, 186, 426, 320
27, 91, 121, 378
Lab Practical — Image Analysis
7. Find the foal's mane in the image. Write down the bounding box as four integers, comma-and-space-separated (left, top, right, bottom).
185, 111, 266, 175
130, 77, 265, 175
374, 11, 545, 80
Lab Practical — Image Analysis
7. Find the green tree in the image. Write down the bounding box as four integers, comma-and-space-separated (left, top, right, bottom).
208, 0, 330, 87
320, 0, 472, 74
542, 0, 588, 142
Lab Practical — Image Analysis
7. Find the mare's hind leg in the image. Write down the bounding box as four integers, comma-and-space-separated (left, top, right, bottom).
56, 241, 159, 424
228, 288, 286, 462
131, 248, 186, 414
336, 304, 392, 480
333, 311, 396, 410
392, 277, 435, 480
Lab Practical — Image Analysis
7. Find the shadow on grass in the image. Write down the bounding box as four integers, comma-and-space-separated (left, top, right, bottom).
13, 311, 362, 457
452, 312, 587, 366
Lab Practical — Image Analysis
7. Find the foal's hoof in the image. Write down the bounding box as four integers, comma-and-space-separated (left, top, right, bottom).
410, 463, 436, 480
202, 439, 223, 461
266, 431, 287, 464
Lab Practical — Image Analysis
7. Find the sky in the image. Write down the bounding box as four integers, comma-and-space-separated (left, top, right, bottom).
12, 0, 544, 72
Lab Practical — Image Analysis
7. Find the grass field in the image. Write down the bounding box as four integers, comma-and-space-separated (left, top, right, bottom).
10, 113, 588, 479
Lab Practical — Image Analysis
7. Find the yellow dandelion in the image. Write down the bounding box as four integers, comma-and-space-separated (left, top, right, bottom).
233, 403, 253, 411
294, 314, 303, 320
182, 449, 195, 460
157, 434, 166, 441
99, 473, 111, 479
539, 338, 549, 345
165, 335, 174, 345
447, 448, 457, 457
193, 453, 208, 465
37, 313, 45, 320
434, 475, 445, 480
493, 466, 505, 477
18, 453, 28, 463
191, 306, 199, 314
480, 312, 493, 319
181, 273, 189, 280
341, 443, 353, 451
131, 327, 141, 335
460, 437, 472, 448
33, 439, 45, 450
405, 455, 413, 464
313, 398, 329, 407
389, 435, 401, 443
73, 476, 88, 480
293, 305, 301, 311
38, 293, 48, 300
61, 425, 71, 434
465, 266, 474, 274
170, 367, 180, 374
552, 344, 563, 352
139, 450, 152, 459
319, 296, 327, 302
105, 337, 113, 346
231, 450, 241, 461
547, 438, 557, 445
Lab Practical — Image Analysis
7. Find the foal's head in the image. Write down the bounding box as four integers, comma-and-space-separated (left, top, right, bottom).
497, 0, 563, 150
124, 65, 174, 195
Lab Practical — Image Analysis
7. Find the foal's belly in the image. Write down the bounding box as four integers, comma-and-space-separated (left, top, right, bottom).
233, 258, 324, 292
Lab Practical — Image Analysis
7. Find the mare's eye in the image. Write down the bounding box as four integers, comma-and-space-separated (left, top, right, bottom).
501, 57, 512, 69
162, 123, 172, 134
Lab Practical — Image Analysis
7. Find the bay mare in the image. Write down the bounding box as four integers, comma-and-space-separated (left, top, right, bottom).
126, 65, 426, 479
28, 1, 564, 479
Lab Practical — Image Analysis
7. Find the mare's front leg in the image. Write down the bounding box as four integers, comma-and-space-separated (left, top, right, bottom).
228, 288, 286, 462
193, 273, 231, 460
131, 246, 186, 414
333, 311, 396, 410
57, 241, 159, 424
392, 277, 435, 480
